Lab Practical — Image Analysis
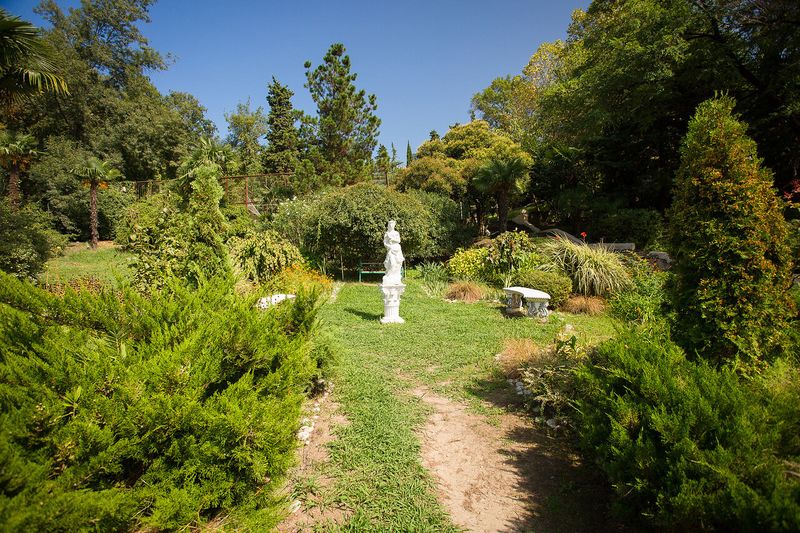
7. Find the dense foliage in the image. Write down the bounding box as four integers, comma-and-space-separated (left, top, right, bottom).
269, 183, 465, 272
0, 200, 65, 279
541, 238, 630, 296
0, 272, 328, 530
510, 269, 572, 308
229, 230, 304, 284
576, 329, 800, 531
668, 97, 795, 366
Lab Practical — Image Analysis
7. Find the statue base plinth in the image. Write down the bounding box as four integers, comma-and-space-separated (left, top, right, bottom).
379, 283, 406, 324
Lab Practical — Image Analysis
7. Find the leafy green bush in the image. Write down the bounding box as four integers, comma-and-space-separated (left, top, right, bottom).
0, 201, 66, 279
511, 269, 572, 308
0, 271, 328, 530
610, 255, 668, 324
115, 191, 180, 247
575, 328, 800, 530
667, 97, 795, 366
541, 237, 630, 296
404, 190, 473, 258
485, 231, 536, 273
222, 204, 258, 239
129, 164, 230, 290
229, 230, 304, 284
447, 247, 490, 281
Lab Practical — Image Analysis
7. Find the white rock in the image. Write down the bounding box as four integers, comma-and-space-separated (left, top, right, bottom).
289, 500, 301, 513
546, 418, 558, 429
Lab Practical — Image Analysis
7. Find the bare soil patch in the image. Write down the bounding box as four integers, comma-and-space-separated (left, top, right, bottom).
276, 391, 350, 532
412, 386, 627, 533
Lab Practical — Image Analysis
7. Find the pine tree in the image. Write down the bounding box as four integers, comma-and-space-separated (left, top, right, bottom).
406, 141, 413, 167
263, 77, 299, 174
667, 97, 795, 367
304, 43, 380, 183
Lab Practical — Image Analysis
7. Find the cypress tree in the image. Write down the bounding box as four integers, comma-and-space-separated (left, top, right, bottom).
667, 96, 795, 367
406, 141, 413, 167
263, 77, 300, 174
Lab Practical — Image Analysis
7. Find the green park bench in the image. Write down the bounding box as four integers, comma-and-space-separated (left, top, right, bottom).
358, 261, 404, 282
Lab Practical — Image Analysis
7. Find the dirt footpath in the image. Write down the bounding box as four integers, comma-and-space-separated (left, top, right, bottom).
412, 386, 626, 533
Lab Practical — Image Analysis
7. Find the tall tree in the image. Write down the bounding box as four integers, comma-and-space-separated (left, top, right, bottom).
225, 99, 267, 174
0, 130, 37, 210
406, 141, 413, 167
0, 9, 68, 107
263, 77, 299, 174
304, 43, 380, 182
72, 157, 121, 249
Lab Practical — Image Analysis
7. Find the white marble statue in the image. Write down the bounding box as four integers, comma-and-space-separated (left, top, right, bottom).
380, 220, 406, 323
382, 220, 404, 285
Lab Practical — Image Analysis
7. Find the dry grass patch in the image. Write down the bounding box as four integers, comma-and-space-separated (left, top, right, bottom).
496, 338, 539, 379
561, 296, 606, 315
445, 281, 485, 303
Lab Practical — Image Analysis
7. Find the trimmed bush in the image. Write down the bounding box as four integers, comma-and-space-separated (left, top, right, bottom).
667, 97, 795, 366
575, 328, 800, 531
229, 230, 304, 284
541, 237, 630, 296
0, 201, 66, 279
511, 268, 572, 308
0, 272, 327, 530
484, 231, 536, 273
447, 247, 490, 281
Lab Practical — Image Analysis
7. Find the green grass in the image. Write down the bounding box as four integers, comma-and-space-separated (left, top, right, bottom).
42, 242, 134, 286
315, 280, 616, 530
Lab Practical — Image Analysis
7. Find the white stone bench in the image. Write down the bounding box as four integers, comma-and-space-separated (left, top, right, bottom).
503, 286, 551, 318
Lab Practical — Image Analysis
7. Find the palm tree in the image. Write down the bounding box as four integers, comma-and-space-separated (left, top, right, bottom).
475, 156, 530, 233
0, 9, 68, 106
72, 157, 121, 249
0, 130, 37, 210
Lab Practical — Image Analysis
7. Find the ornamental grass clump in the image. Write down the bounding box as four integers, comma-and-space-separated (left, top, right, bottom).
445, 281, 485, 302
541, 237, 630, 296
667, 96, 795, 367
0, 271, 328, 531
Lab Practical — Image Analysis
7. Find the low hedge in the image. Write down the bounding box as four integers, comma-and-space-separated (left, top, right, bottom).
511, 269, 572, 308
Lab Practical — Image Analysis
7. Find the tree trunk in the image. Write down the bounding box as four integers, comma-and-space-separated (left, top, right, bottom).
497, 190, 510, 233
90, 183, 99, 249
7, 165, 20, 211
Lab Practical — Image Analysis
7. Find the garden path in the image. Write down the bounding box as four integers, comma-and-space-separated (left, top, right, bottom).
279, 281, 629, 532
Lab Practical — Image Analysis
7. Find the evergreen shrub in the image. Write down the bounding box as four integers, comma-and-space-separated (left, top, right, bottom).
667, 97, 795, 366
610, 255, 668, 324
575, 328, 800, 531
511, 269, 572, 308
0, 272, 326, 531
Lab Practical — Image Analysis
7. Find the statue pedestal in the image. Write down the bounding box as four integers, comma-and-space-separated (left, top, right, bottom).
379, 283, 406, 324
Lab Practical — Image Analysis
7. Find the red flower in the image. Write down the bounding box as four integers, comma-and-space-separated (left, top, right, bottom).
580, 231, 587, 238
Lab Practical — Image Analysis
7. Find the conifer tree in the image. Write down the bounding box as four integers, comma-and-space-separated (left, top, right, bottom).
376, 144, 390, 186
667, 97, 795, 367
263, 77, 299, 174
304, 43, 380, 182
406, 141, 413, 167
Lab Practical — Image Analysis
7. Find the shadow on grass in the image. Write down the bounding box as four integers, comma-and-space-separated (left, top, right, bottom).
343, 307, 382, 322
466, 374, 640, 533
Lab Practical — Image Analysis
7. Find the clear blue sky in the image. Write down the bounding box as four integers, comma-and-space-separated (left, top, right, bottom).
7, 0, 588, 154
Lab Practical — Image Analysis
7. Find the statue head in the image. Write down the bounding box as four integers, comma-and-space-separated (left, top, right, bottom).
387, 220, 396, 231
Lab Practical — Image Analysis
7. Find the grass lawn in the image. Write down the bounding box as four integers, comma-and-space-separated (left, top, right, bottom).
306, 280, 617, 530
41, 241, 134, 286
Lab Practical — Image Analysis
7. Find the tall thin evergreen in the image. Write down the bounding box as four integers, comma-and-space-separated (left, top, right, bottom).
667, 97, 795, 367
263, 77, 299, 174
406, 141, 413, 167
